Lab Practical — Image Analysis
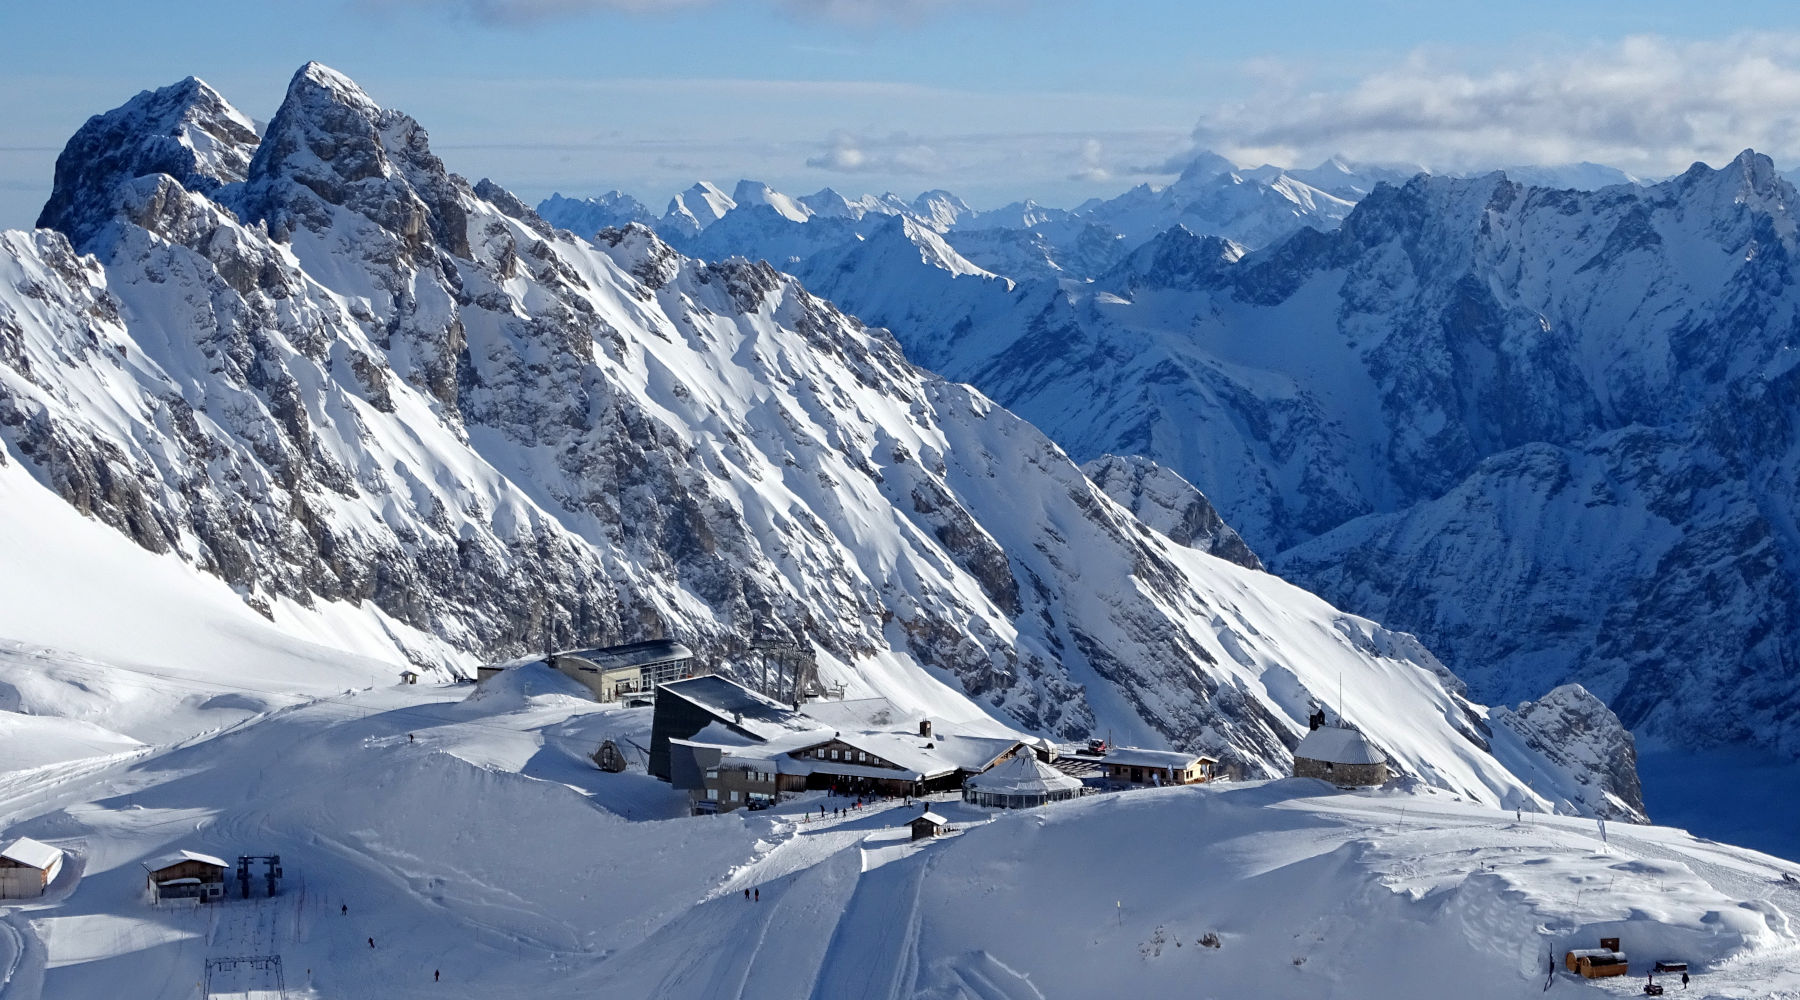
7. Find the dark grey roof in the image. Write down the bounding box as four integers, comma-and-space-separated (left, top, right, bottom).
656, 675, 817, 738
562, 639, 692, 671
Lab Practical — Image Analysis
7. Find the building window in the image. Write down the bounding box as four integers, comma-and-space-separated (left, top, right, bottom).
705, 769, 718, 779
728, 791, 739, 802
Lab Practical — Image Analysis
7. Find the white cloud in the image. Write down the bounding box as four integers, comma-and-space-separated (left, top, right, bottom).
1187, 33, 1800, 176
806, 130, 941, 174
1067, 137, 1109, 182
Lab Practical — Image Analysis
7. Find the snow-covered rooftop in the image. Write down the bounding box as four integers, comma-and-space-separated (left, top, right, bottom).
561, 640, 692, 671
1293, 727, 1386, 765
147, 849, 229, 872
831, 731, 1019, 780
1, 837, 64, 870
964, 752, 1084, 795
1069, 746, 1214, 769
913, 811, 949, 826
657, 676, 820, 740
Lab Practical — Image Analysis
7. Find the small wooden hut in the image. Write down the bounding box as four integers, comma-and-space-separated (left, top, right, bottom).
1565, 937, 1627, 978
0, 838, 65, 898
908, 810, 950, 841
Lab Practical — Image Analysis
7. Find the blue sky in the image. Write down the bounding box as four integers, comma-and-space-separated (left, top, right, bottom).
7, 1, 1800, 228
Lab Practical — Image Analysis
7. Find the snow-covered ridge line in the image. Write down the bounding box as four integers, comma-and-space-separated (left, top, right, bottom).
0, 62, 1633, 817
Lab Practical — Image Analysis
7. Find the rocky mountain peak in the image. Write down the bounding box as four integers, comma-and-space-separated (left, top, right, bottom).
238, 62, 471, 259
36, 75, 259, 252
1494, 684, 1645, 820
596, 221, 680, 290
1101, 224, 1245, 294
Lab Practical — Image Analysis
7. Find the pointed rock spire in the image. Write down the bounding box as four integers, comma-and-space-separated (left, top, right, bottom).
36, 76, 258, 252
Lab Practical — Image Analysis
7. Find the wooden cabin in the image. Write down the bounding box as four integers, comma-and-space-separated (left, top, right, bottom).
145, 850, 229, 903
0, 838, 65, 898
909, 811, 950, 841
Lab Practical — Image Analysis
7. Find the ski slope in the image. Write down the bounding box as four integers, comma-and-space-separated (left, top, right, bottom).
0, 658, 1793, 1000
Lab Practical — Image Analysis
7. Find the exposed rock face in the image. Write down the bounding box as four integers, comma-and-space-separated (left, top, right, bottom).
0, 64, 1627, 816
1083, 454, 1261, 570
36, 76, 259, 253
1494, 684, 1645, 821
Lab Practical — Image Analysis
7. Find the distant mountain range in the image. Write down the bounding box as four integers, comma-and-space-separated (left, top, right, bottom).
538, 154, 1645, 285
608, 150, 1800, 765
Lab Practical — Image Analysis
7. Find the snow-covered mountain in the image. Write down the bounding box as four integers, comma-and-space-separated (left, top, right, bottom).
1071, 153, 1360, 251
0, 64, 1635, 814
536, 190, 657, 235
868, 157, 1800, 763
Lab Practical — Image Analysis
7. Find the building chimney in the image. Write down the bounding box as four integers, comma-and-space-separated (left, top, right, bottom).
919, 719, 932, 738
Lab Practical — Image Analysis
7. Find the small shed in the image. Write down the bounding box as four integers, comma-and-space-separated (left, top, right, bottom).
1292, 726, 1388, 786
399, 669, 420, 685
963, 752, 1083, 808
145, 850, 229, 903
1565, 937, 1628, 978
909, 810, 950, 841
0, 838, 65, 898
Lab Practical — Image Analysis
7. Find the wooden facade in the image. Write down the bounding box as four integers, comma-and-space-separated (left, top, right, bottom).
1565, 938, 1628, 979
909, 812, 950, 840
0, 839, 63, 899
698, 762, 780, 812
1098, 759, 1214, 787
146, 856, 228, 902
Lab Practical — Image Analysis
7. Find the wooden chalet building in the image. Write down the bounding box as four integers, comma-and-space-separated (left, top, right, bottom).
144, 850, 229, 903
1058, 745, 1218, 788
0, 838, 65, 899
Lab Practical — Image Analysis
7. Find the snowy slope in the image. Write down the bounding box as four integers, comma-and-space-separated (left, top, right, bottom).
0, 677, 1791, 1000
0, 64, 1628, 811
